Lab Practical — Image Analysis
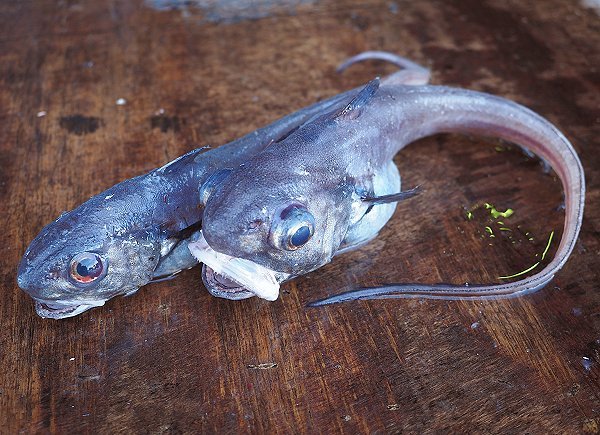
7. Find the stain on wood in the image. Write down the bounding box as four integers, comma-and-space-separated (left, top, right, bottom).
1, 0, 599, 432
59, 115, 103, 135
150, 114, 185, 133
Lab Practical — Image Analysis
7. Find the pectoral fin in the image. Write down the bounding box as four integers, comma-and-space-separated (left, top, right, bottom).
361, 185, 421, 204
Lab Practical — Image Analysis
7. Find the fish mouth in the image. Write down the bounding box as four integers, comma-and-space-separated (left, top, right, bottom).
201, 264, 256, 300
188, 232, 282, 301
34, 300, 105, 319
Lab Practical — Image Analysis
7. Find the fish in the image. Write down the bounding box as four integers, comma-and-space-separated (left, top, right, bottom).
189, 52, 585, 305
16, 72, 373, 318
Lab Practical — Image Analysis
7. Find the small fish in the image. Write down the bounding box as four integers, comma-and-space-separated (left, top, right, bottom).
189, 52, 585, 305
16, 77, 366, 318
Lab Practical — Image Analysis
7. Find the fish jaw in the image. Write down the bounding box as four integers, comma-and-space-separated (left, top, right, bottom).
188, 232, 283, 301
34, 299, 106, 319
201, 263, 256, 300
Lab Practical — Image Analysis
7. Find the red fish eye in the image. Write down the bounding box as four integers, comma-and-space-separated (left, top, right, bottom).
70, 253, 105, 284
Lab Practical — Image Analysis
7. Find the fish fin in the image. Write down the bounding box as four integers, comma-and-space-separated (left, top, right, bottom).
199, 168, 234, 205
337, 51, 430, 86
361, 185, 421, 204
150, 270, 182, 283
156, 146, 210, 174
334, 78, 380, 121
306, 277, 550, 306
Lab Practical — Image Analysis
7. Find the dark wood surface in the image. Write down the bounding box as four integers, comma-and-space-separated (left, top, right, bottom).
1, 0, 599, 432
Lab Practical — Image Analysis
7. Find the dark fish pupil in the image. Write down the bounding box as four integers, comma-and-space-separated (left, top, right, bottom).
76, 257, 101, 277
291, 225, 311, 247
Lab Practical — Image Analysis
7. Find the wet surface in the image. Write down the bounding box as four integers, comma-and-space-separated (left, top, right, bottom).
1, 0, 599, 432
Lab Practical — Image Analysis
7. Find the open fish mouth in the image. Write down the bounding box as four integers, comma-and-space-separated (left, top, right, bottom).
201, 264, 256, 300
34, 300, 105, 319
188, 232, 281, 301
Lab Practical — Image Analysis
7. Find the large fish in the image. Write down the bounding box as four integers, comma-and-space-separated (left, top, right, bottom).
188, 54, 584, 305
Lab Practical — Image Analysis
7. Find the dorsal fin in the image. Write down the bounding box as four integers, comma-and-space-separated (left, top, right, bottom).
156, 146, 210, 174
334, 78, 380, 121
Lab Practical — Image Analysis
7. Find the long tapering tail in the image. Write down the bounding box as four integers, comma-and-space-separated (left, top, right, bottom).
310, 84, 585, 306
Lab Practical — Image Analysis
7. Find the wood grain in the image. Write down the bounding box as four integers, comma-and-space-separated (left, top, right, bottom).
1, 0, 599, 432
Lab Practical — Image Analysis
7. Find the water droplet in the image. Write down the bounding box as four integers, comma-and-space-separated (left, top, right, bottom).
582, 356, 593, 371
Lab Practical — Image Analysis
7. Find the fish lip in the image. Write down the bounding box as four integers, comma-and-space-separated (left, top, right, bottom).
188, 231, 282, 301
201, 264, 255, 300
34, 300, 105, 319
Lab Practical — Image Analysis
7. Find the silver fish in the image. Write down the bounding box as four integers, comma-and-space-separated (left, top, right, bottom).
190, 52, 585, 305
16, 77, 366, 318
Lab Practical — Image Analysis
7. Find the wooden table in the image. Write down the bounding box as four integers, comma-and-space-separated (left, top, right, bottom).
1, 0, 599, 432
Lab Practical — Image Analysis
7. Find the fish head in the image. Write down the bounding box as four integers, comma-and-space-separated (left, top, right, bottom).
191, 153, 355, 301
17, 205, 161, 319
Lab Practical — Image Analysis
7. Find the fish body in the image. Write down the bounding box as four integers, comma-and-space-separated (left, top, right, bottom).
17, 86, 361, 318
193, 71, 584, 303
17, 52, 585, 317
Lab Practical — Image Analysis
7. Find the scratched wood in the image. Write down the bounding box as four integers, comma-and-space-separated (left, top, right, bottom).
1, 0, 599, 432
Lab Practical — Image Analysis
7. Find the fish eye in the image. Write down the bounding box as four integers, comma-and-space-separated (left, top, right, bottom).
269, 204, 315, 251
69, 252, 106, 284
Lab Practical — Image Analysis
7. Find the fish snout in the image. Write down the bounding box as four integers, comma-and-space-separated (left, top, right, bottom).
16, 270, 28, 294
16, 267, 46, 301
16, 254, 61, 301
16, 256, 35, 295
17, 259, 105, 319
